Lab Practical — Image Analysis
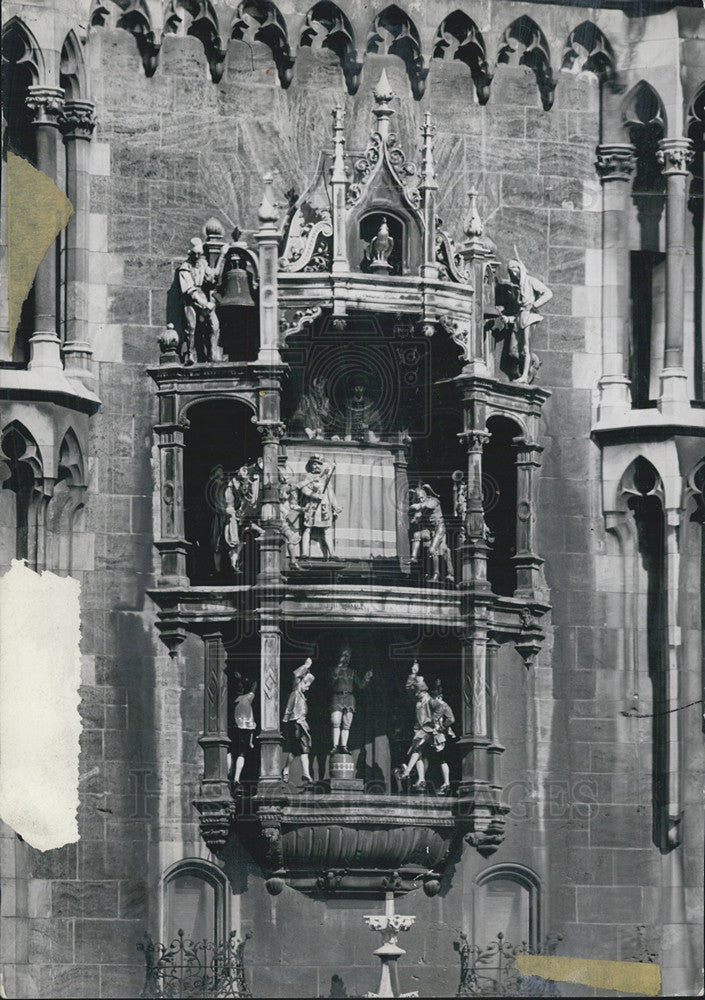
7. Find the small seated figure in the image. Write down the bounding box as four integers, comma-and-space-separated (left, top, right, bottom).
409, 484, 455, 583
328, 643, 373, 755
299, 454, 341, 559
330, 373, 384, 443
289, 377, 331, 439
282, 658, 315, 786
229, 674, 257, 789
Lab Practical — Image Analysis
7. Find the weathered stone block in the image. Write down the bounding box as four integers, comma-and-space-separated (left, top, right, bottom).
576, 885, 643, 924
74, 917, 143, 965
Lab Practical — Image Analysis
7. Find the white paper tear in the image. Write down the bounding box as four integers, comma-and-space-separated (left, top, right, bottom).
0, 560, 81, 851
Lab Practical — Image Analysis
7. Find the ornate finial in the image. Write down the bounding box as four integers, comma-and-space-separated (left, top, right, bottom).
373, 68, 394, 105
420, 111, 437, 191
372, 69, 395, 141
331, 102, 347, 183
464, 188, 483, 240
203, 217, 225, 238
157, 322, 180, 362
332, 101, 345, 134
258, 173, 279, 226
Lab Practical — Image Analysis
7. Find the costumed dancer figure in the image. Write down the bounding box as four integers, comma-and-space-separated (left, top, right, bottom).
506, 253, 552, 384
430, 681, 456, 795
328, 643, 373, 754
394, 660, 434, 791
228, 675, 257, 788
282, 658, 315, 785
299, 454, 341, 559
409, 484, 455, 583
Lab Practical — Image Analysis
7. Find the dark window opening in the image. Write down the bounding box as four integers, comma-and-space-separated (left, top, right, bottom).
183, 401, 261, 584
629, 251, 665, 408
483, 417, 518, 597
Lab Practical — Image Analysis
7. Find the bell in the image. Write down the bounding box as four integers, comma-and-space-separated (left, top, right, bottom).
215, 259, 256, 309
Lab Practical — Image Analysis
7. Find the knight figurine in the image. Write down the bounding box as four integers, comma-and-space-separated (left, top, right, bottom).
177, 237, 226, 364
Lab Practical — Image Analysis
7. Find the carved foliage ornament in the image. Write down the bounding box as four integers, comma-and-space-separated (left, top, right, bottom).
656, 139, 695, 176
440, 313, 474, 363
595, 144, 635, 181
58, 100, 97, 138
346, 131, 420, 212
279, 207, 333, 272
25, 88, 64, 124
435, 227, 470, 284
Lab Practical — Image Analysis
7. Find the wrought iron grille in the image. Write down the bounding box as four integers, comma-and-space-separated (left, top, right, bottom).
138, 928, 252, 999
455, 932, 563, 997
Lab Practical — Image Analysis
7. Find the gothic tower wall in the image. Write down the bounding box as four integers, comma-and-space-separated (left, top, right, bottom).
1, 1, 703, 997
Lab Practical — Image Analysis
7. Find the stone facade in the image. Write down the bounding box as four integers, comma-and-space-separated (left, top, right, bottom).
1, 1, 704, 998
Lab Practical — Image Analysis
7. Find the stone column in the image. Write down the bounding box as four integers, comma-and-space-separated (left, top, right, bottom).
255, 413, 284, 586
419, 112, 438, 280
59, 100, 96, 384
25, 86, 64, 372
155, 393, 189, 585
258, 618, 283, 784
255, 173, 283, 367
330, 104, 349, 274
657, 138, 695, 416
457, 429, 491, 591
195, 630, 232, 853
663, 509, 683, 849
458, 626, 491, 793
513, 442, 544, 599
595, 143, 635, 418
485, 638, 503, 788
200, 631, 230, 784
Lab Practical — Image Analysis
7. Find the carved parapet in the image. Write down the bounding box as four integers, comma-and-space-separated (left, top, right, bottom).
244, 791, 466, 898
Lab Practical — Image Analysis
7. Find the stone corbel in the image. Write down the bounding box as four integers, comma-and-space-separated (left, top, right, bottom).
514, 607, 544, 668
